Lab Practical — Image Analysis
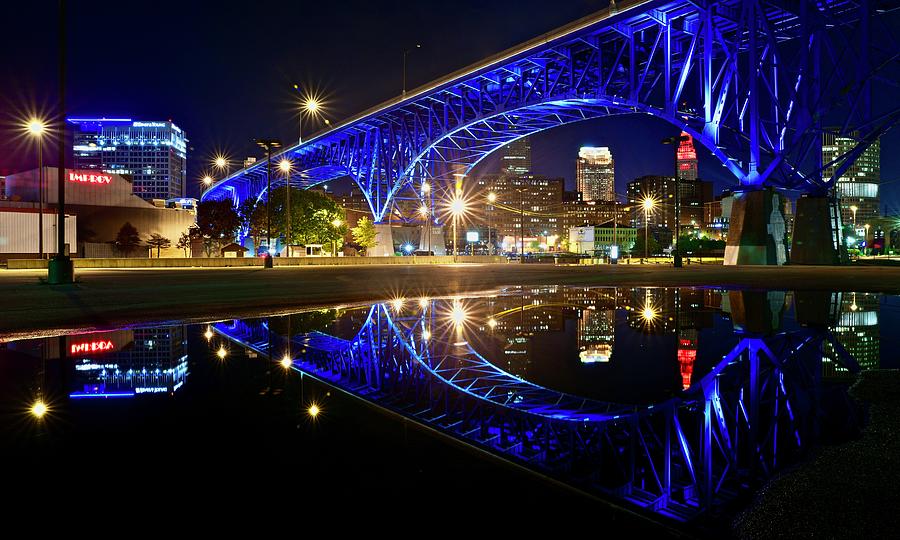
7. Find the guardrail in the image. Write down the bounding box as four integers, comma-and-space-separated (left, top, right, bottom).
6, 255, 507, 270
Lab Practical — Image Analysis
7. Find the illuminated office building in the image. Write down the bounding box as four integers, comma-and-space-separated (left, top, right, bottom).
676, 132, 699, 182
69, 118, 188, 201
501, 137, 531, 176
822, 132, 880, 226
576, 147, 615, 202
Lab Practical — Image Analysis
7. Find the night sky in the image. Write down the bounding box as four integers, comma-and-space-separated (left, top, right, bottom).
1, 0, 898, 212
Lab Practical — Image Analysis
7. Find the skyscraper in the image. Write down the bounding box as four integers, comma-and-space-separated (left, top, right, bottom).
822, 132, 880, 226
576, 147, 615, 202
501, 137, 531, 176
69, 118, 188, 201
676, 132, 698, 182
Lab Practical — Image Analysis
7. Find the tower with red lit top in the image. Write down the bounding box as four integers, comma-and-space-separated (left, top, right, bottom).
676, 131, 698, 182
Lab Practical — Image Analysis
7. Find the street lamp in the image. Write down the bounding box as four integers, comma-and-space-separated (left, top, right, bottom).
421, 182, 432, 254
864, 223, 871, 255
292, 85, 324, 145
331, 218, 343, 257
280, 158, 293, 257
449, 196, 466, 262
202, 175, 213, 189
26, 118, 46, 259
212, 154, 230, 177
256, 138, 283, 268
487, 191, 497, 255
642, 197, 656, 260
849, 204, 858, 228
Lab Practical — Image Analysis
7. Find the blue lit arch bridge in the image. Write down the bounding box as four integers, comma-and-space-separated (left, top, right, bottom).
203, 0, 899, 262
211, 288, 859, 522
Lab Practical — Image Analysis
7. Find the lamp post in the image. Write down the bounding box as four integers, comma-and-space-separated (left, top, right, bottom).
662, 134, 690, 267
402, 44, 421, 95
331, 219, 343, 257
202, 175, 213, 192
487, 191, 497, 255
864, 223, 871, 255
418, 204, 429, 254
48, 0, 73, 284
292, 85, 322, 145
642, 197, 655, 260
422, 182, 431, 254
450, 196, 465, 262
519, 188, 526, 262
279, 159, 292, 257
849, 204, 858, 229
255, 138, 282, 268
27, 119, 46, 259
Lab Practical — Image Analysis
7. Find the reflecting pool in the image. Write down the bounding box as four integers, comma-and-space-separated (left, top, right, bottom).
2, 286, 896, 527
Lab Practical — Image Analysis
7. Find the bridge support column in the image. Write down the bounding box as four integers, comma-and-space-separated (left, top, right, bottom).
724, 188, 789, 266
790, 196, 840, 265
418, 226, 446, 256
371, 223, 395, 257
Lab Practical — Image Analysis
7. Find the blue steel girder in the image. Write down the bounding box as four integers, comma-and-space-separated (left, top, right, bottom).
202, 0, 899, 217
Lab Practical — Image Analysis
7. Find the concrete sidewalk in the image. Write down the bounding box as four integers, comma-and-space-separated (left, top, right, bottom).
2, 263, 899, 341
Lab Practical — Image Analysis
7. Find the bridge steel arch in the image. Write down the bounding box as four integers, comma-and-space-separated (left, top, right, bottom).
203, 0, 898, 261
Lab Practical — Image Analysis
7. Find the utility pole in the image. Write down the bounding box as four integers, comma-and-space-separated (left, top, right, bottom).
48, 0, 74, 284
663, 134, 690, 268
256, 138, 282, 268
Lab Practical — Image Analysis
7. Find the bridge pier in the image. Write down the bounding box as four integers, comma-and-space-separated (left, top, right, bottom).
371, 223, 395, 257
418, 225, 446, 255
790, 196, 841, 265
724, 188, 789, 266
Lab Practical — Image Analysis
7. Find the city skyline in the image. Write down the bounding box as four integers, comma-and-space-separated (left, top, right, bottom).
2, 0, 898, 215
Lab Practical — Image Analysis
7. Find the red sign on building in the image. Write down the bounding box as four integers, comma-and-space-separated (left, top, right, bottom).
68, 171, 112, 185
70, 340, 115, 354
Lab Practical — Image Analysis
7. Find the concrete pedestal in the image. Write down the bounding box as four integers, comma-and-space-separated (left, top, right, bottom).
371, 223, 395, 257
724, 188, 789, 266
790, 196, 839, 265
418, 226, 446, 255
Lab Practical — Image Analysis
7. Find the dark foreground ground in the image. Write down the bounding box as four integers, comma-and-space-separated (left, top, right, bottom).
734, 370, 900, 539
2, 263, 899, 340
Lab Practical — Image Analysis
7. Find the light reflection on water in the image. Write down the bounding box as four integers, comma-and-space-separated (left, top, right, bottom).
1, 286, 895, 523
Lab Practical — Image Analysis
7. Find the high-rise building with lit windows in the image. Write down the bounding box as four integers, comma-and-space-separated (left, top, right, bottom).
675, 132, 698, 182
822, 132, 880, 226
69, 118, 188, 201
501, 137, 531, 176
576, 147, 615, 202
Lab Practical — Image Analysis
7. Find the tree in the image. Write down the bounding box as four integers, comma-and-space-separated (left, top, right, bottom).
197, 199, 241, 256
239, 198, 267, 253
114, 222, 142, 256
145, 233, 172, 258
268, 188, 347, 248
352, 216, 378, 255
632, 234, 661, 258
176, 231, 192, 258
